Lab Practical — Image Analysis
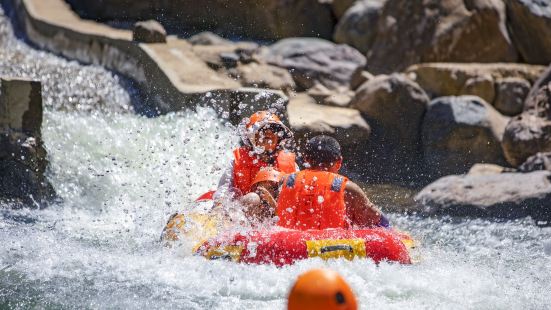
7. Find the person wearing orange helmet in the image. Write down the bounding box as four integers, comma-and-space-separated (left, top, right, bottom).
276, 135, 389, 230
215, 111, 298, 205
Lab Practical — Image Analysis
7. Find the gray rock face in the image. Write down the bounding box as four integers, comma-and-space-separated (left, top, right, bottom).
506, 0, 551, 65
366, 0, 518, 74
133, 20, 167, 43
262, 38, 366, 91
414, 171, 551, 221
333, 0, 387, 53
0, 78, 55, 205
331, 0, 359, 18
502, 84, 551, 166
233, 63, 296, 92
494, 77, 530, 116
422, 96, 509, 177
350, 74, 429, 180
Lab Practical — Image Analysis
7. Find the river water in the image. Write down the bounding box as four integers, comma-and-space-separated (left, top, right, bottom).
1, 7, 550, 310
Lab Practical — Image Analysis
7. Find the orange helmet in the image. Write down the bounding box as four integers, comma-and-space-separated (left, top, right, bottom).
288, 269, 358, 310
238, 111, 293, 150
252, 168, 283, 186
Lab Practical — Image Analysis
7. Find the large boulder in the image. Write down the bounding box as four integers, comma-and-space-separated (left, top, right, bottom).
422, 96, 509, 177
66, 0, 335, 40
260, 38, 366, 91
188, 32, 233, 46
502, 83, 551, 166
414, 171, 551, 221
333, 0, 387, 53
287, 93, 370, 148
132, 20, 167, 43
366, 0, 518, 74
0, 78, 55, 205
349, 74, 429, 181
505, 0, 551, 65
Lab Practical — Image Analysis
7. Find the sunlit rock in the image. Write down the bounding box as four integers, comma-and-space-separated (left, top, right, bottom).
415, 171, 551, 221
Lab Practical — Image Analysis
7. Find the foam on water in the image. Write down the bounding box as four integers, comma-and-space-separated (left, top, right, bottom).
1, 6, 551, 310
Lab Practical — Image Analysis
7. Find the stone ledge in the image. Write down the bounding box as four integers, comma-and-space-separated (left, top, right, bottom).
4, 0, 287, 119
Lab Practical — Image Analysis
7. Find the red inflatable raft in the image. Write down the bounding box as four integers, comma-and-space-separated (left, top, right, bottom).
196, 227, 412, 266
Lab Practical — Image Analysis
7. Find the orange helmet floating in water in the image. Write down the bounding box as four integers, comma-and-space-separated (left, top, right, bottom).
252, 168, 283, 186
288, 268, 358, 310
239, 111, 292, 149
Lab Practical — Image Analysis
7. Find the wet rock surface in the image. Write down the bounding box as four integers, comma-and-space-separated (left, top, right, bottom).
422, 96, 509, 177
494, 77, 531, 116
0, 78, 54, 205
519, 152, 551, 172
415, 171, 551, 221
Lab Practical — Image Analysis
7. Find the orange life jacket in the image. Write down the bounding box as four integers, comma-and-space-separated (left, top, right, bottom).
276, 170, 348, 230
233, 147, 296, 195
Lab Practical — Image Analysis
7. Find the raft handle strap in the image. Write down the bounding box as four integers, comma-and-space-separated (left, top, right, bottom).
320, 244, 354, 254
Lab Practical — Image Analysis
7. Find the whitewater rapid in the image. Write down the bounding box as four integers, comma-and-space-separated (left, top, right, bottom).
1, 6, 550, 309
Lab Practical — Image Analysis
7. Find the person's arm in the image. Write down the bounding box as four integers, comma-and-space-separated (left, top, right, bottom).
344, 181, 383, 227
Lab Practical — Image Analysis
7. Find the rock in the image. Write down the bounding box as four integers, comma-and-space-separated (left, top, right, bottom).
406, 63, 546, 100
527, 64, 551, 101
414, 171, 551, 221
422, 96, 509, 177
192, 43, 259, 70
133, 20, 167, 43
331, 0, 359, 18
0, 78, 55, 204
468, 163, 508, 175
67, 0, 335, 40
506, 0, 551, 65
494, 77, 530, 116
233, 63, 296, 92
350, 74, 429, 180
334, 0, 387, 54
0, 78, 42, 138
501, 112, 551, 167
261, 38, 366, 91
350, 70, 374, 90
188, 32, 233, 45
519, 152, 551, 172
459, 74, 495, 104
287, 93, 370, 149
306, 84, 354, 107
366, 0, 518, 74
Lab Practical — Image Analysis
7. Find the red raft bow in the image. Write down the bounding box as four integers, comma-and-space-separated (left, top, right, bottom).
196, 227, 412, 267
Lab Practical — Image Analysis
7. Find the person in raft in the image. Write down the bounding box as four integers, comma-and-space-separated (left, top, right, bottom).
274, 135, 390, 229
214, 111, 298, 206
